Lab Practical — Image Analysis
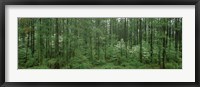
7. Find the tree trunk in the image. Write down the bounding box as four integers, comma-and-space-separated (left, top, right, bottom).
139, 18, 143, 63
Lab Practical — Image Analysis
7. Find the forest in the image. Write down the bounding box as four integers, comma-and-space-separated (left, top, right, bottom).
18, 18, 182, 69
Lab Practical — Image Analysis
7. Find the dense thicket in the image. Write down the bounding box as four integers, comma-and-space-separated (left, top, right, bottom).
18, 18, 182, 69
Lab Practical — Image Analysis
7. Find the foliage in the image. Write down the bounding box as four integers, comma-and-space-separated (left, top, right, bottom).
18, 18, 182, 69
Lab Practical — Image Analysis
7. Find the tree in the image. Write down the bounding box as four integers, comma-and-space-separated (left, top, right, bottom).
139, 18, 143, 63
18, 18, 182, 69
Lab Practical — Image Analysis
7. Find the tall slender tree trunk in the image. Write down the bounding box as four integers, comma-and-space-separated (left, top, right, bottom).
31, 19, 35, 57
55, 18, 59, 57
139, 18, 143, 63
162, 19, 167, 69
124, 18, 128, 59
25, 21, 30, 63
150, 19, 153, 63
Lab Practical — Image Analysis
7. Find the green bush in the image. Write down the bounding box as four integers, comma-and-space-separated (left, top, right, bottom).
70, 56, 92, 69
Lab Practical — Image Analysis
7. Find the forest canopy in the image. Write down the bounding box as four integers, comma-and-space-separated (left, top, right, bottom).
18, 18, 182, 69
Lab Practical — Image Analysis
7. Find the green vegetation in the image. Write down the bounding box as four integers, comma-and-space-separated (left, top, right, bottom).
18, 18, 182, 69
